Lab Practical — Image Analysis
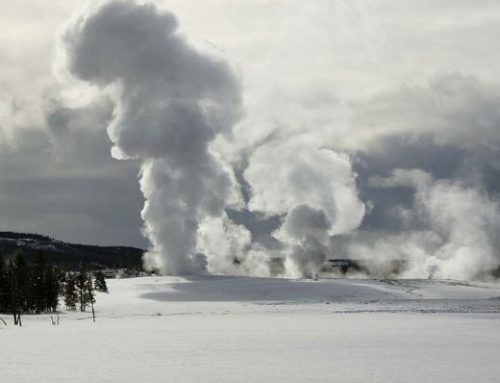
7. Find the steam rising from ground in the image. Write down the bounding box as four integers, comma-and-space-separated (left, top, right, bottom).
57, 0, 243, 274
55, 0, 364, 277
54, 0, 500, 280
245, 138, 365, 277
359, 169, 500, 279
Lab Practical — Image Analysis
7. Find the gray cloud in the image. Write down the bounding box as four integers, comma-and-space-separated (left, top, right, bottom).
353, 134, 467, 232
352, 74, 500, 151
0, 123, 145, 247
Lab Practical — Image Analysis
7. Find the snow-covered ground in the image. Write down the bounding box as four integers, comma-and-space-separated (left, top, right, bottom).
2, 276, 500, 382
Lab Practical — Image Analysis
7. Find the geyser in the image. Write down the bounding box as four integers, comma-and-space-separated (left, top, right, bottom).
56, 0, 242, 274
54, 1, 500, 281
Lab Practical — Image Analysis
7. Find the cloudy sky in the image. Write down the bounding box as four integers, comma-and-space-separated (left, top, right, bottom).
1, 0, 500, 278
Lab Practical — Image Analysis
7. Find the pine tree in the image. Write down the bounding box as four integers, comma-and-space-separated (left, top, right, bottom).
94, 271, 108, 293
76, 268, 86, 311
8, 260, 21, 325
44, 266, 59, 312
64, 274, 78, 311
1, 253, 62, 317
86, 275, 96, 322
86, 276, 95, 305
13, 253, 31, 313
33, 251, 47, 313
0, 253, 9, 312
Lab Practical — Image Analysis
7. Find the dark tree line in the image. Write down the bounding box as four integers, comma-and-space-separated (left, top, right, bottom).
0, 253, 108, 325
0, 252, 59, 325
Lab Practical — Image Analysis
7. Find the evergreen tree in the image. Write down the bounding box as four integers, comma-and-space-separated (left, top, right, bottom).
76, 266, 89, 312
44, 266, 59, 312
64, 274, 77, 311
94, 271, 108, 293
13, 253, 31, 313
0, 253, 9, 312
33, 251, 47, 312
0, 252, 64, 317
86, 275, 96, 322
8, 260, 21, 325
1, 254, 104, 318
85, 276, 95, 307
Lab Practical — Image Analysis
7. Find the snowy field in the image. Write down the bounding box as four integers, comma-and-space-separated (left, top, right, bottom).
2, 276, 500, 382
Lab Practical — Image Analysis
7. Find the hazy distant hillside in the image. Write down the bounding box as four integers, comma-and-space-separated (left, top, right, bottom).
0, 231, 144, 270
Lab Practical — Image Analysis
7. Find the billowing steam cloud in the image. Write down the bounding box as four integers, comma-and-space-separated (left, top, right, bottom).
245, 137, 365, 277
56, 0, 243, 274
55, 0, 365, 278
53, 1, 500, 280
333, 169, 500, 280
378, 169, 500, 279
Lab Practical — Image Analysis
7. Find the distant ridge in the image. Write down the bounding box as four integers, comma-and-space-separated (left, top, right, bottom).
0, 231, 144, 270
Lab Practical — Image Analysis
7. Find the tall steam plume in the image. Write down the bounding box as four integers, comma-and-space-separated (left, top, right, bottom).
56, 0, 242, 274
46, 1, 500, 280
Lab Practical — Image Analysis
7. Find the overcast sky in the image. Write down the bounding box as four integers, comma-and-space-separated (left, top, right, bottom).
1, 0, 500, 257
